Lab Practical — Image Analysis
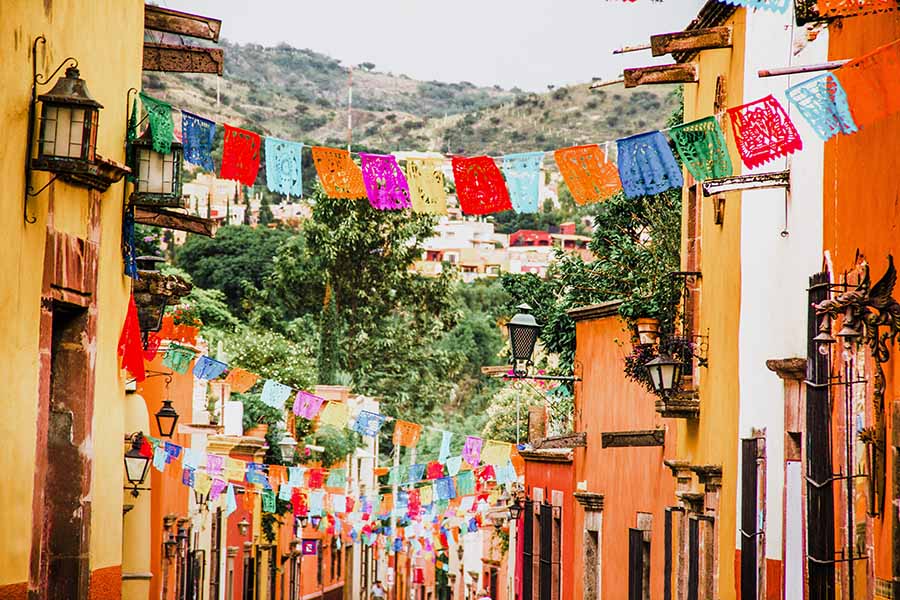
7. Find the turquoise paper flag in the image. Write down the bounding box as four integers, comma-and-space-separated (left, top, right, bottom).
262, 489, 276, 513
501, 152, 543, 214
408, 464, 426, 483
288, 466, 306, 487
438, 431, 452, 464
225, 484, 237, 517
182, 448, 199, 469
309, 490, 325, 515
279, 483, 293, 501
153, 446, 167, 472
446, 456, 463, 476
261, 379, 293, 409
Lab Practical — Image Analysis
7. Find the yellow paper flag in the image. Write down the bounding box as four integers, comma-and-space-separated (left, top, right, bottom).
194, 472, 212, 495
481, 440, 511, 467
420, 483, 434, 506
225, 458, 246, 482
406, 157, 448, 215
319, 401, 350, 429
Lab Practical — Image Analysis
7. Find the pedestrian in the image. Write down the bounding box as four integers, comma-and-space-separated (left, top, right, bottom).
477, 589, 491, 600
371, 580, 386, 599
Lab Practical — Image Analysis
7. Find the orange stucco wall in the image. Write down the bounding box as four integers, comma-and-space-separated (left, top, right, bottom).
824, 16, 900, 591
523, 458, 574, 600
571, 310, 676, 600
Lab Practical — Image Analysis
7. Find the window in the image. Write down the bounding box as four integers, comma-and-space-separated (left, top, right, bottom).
209, 510, 222, 599
522, 500, 534, 600
540, 503, 553, 599
740, 438, 761, 600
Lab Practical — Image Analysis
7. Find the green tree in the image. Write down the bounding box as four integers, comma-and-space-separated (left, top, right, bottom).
175, 225, 292, 312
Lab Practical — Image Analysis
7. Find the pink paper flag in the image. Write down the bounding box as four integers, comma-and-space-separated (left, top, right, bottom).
294, 390, 326, 419
360, 153, 411, 210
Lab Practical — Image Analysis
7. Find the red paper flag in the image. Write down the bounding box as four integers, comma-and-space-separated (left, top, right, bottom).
727, 95, 802, 169
426, 461, 444, 480
221, 124, 261, 186
117, 295, 146, 382
451, 156, 512, 215
307, 468, 325, 489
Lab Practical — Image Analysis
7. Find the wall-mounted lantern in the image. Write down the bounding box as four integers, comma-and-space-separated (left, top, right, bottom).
645, 353, 682, 396
237, 517, 250, 537
25, 37, 128, 223
278, 433, 298, 464
124, 432, 150, 497
130, 125, 184, 208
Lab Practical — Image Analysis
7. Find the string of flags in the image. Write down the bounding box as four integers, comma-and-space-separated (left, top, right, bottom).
119, 320, 527, 557
134, 38, 900, 220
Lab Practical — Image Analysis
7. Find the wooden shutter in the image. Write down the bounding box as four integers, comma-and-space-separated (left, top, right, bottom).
523, 500, 534, 600
687, 518, 699, 600
741, 438, 759, 600
540, 503, 553, 600
628, 528, 644, 600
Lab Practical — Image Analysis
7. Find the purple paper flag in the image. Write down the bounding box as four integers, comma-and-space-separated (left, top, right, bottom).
360, 153, 411, 210
462, 436, 483, 467
209, 478, 227, 501
206, 454, 224, 476
293, 390, 326, 419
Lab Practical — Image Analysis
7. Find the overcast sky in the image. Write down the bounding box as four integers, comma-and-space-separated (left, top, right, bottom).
161, 1, 706, 91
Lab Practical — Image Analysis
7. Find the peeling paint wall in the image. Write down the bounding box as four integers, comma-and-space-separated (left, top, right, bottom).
0, 0, 144, 596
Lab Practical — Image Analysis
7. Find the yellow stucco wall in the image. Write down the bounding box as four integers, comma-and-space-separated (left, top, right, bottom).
0, 0, 144, 587
678, 9, 746, 600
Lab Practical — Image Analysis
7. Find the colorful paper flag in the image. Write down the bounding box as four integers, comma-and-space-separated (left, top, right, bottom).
785, 73, 858, 142
326, 468, 347, 488
153, 446, 167, 472
206, 454, 224, 476
668, 116, 733, 182
181, 111, 216, 171
193, 355, 228, 380
224, 368, 259, 393
225, 458, 246, 482
817, 0, 898, 17
834, 38, 900, 128
553, 144, 621, 205
393, 420, 422, 448
351, 410, 388, 437
408, 464, 426, 484
616, 131, 684, 197
117, 295, 146, 382
221, 124, 262, 186
438, 432, 453, 464
308, 468, 325, 489
435, 477, 456, 501
311, 146, 367, 199
209, 478, 227, 502
139, 93, 174, 154
727, 95, 803, 169
462, 436, 483, 468
426, 461, 444, 480
293, 390, 325, 419
360, 153, 411, 210
319, 402, 350, 429
264, 137, 304, 196
161, 343, 195, 375
721, 0, 789, 12
451, 156, 513, 215
480, 441, 511, 467
261, 379, 293, 409
447, 456, 463, 477
225, 484, 237, 517
405, 157, 448, 214
262, 489, 276, 513
501, 152, 544, 214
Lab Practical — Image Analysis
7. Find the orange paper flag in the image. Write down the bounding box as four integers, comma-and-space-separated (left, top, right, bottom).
225, 368, 259, 393
554, 144, 622, 205
311, 146, 367, 199
392, 420, 422, 448
835, 38, 900, 128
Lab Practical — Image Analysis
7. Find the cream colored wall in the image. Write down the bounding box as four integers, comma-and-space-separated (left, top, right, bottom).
122, 391, 152, 600
679, 10, 746, 599
0, 0, 144, 585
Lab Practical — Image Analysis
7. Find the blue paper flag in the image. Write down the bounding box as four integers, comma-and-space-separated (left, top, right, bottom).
407, 464, 426, 484
193, 355, 228, 380
501, 152, 544, 214
616, 131, 683, 198
393, 538, 403, 552
720, 0, 789, 13
246, 462, 270, 488
785, 73, 858, 142
261, 379, 293, 409
164, 442, 182, 463
264, 137, 304, 196
181, 111, 216, 171
435, 477, 456, 501
351, 410, 388, 437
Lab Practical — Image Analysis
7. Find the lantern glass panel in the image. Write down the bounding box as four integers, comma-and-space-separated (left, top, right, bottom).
124, 453, 149, 485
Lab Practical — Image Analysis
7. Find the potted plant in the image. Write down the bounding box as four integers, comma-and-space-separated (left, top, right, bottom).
240, 393, 281, 438
635, 317, 661, 345
169, 303, 202, 345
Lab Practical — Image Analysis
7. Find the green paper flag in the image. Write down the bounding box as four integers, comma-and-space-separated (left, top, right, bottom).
326, 468, 347, 488
139, 92, 175, 155
668, 116, 732, 182
262, 489, 276, 513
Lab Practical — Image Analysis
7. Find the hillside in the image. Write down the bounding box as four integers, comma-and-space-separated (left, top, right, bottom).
143, 40, 678, 154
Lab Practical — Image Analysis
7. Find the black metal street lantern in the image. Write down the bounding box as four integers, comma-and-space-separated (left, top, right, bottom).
506, 304, 541, 377
124, 432, 150, 497
130, 126, 184, 208
237, 517, 250, 537
155, 399, 179, 438
32, 66, 102, 178
508, 498, 522, 521
645, 353, 682, 396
